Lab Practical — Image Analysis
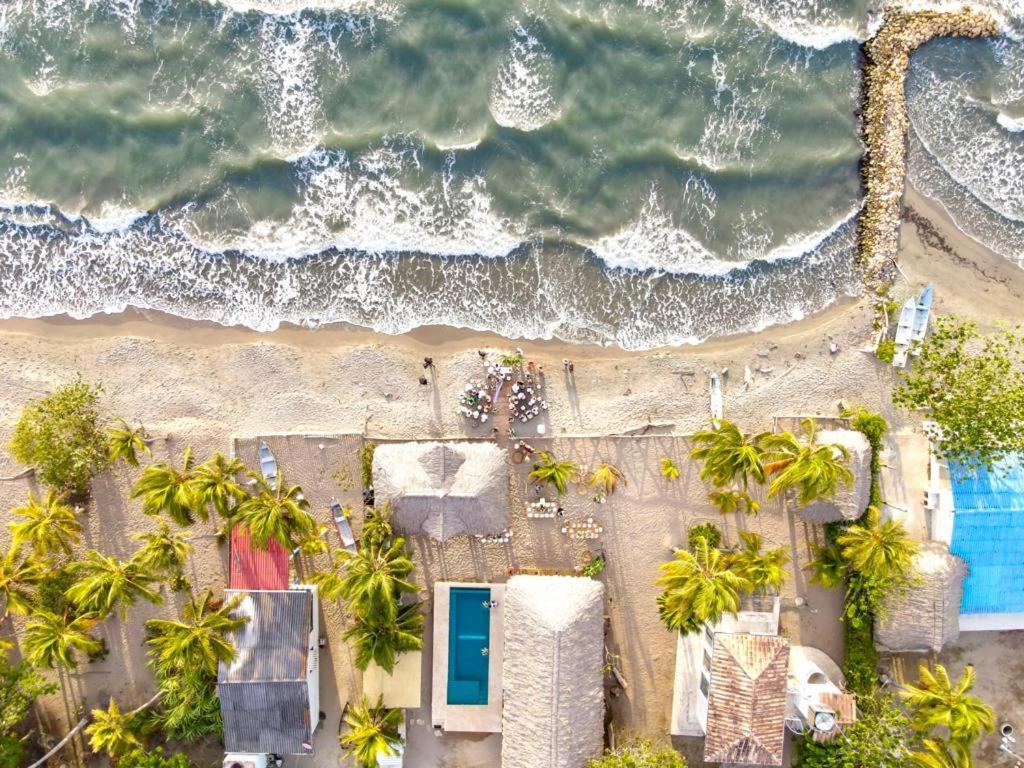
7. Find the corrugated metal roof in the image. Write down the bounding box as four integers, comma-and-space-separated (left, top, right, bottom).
704, 633, 789, 767
219, 590, 311, 683
230, 526, 290, 591
950, 456, 1024, 614
218, 680, 312, 755
218, 589, 314, 755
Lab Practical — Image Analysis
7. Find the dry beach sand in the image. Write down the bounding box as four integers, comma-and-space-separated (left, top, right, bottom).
1, 183, 1023, 767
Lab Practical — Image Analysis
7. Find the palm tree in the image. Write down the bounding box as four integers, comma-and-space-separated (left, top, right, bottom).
708, 489, 760, 516
107, 420, 151, 467
807, 543, 846, 589
660, 458, 680, 481
690, 419, 769, 490
901, 663, 995, 747
909, 738, 972, 768
132, 446, 199, 526
837, 506, 918, 581
190, 452, 247, 522
340, 697, 403, 768
22, 611, 102, 668
728, 531, 790, 593
132, 523, 192, 581
332, 538, 417, 621
761, 420, 853, 505
65, 550, 163, 620
344, 602, 424, 673
8, 489, 82, 557
588, 463, 625, 496
529, 451, 579, 495
234, 473, 315, 550
656, 539, 752, 634
0, 542, 46, 617
361, 502, 394, 547
145, 589, 247, 676
85, 698, 144, 764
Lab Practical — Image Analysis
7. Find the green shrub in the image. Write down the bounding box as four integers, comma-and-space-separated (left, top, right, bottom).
120, 748, 192, 768
36, 567, 77, 616
875, 339, 896, 364
842, 619, 878, 697
796, 693, 908, 767
1, 653, 56, 768
581, 554, 606, 578
9, 379, 109, 496
589, 737, 687, 767
687, 523, 722, 550
359, 443, 377, 490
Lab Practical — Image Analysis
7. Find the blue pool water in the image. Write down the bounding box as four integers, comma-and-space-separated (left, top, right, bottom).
949, 456, 1024, 614
447, 587, 491, 706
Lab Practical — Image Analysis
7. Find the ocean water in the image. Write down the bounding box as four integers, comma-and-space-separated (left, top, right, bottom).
0, 0, 1020, 348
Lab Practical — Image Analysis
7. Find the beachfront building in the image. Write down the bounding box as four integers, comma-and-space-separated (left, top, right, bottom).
793, 429, 872, 523
927, 451, 1024, 631
218, 586, 321, 757
431, 575, 605, 768
671, 597, 853, 765
373, 441, 509, 540
218, 525, 321, 759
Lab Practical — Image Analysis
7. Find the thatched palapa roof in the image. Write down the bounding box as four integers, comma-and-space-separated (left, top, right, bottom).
501, 575, 604, 768
795, 429, 872, 524
875, 541, 966, 653
372, 441, 508, 540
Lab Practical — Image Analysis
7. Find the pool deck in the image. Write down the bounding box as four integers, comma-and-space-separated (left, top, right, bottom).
431, 581, 505, 733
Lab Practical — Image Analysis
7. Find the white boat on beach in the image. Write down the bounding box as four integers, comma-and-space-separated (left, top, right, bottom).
710, 371, 723, 420
892, 295, 916, 368
258, 440, 278, 483
909, 283, 933, 356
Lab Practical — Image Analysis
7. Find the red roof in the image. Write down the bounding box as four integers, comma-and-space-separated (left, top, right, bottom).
230, 526, 290, 590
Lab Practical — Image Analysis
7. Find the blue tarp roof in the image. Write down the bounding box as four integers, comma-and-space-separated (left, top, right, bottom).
949, 455, 1024, 614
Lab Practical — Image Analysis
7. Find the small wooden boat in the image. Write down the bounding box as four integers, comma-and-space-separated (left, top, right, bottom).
710, 371, 724, 421
910, 283, 933, 356
892, 296, 916, 368
331, 497, 357, 552
258, 441, 278, 483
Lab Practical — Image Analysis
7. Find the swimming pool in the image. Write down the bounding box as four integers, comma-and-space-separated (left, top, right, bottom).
447, 587, 491, 705
950, 456, 1024, 614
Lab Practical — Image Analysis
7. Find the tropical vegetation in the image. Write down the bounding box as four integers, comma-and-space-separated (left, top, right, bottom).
8, 378, 109, 496
132, 447, 198, 526
901, 664, 995, 749
529, 451, 579, 495
107, 420, 151, 467
728, 531, 789, 594
340, 697, 403, 768
234, 473, 315, 549
8, 490, 81, 557
85, 698, 145, 764
686, 522, 722, 550
588, 462, 625, 496
797, 693, 912, 768
762, 419, 853, 506
22, 611, 103, 669
0, 650, 56, 768
656, 539, 751, 634
660, 458, 680, 481
690, 419, 768, 490
589, 737, 688, 767
65, 550, 163, 620
0, 542, 45, 618
119, 748, 192, 768
893, 316, 1024, 470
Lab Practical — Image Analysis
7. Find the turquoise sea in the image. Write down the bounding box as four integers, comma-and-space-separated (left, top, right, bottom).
0, 0, 1020, 348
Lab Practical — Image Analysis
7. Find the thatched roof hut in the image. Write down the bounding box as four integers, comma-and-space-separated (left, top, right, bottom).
875, 542, 966, 653
372, 441, 508, 540
501, 575, 604, 768
794, 429, 872, 524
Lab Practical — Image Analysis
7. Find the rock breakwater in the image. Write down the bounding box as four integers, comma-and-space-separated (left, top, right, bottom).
858, 6, 1000, 288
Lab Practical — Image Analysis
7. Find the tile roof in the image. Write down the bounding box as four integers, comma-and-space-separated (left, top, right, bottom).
218, 589, 314, 754
704, 633, 789, 767
949, 456, 1024, 614
230, 526, 290, 591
